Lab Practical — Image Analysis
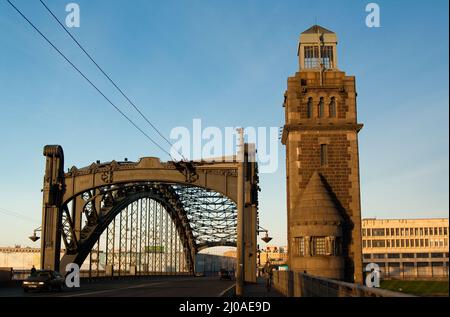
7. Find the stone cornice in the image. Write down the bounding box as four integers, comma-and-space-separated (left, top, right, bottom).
281, 122, 363, 144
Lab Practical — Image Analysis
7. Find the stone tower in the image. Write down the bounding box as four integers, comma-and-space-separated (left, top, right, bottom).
281, 25, 363, 283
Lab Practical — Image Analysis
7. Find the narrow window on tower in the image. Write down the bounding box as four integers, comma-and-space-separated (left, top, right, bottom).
320, 144, 328, 166
320, 46, 334, 69
307, 97, 313, 118
318, 97, 324, 118
329, 97, 336, 118
304, 46, 320, 68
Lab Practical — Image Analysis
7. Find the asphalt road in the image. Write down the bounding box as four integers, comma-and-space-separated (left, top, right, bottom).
0, 276, 234, 297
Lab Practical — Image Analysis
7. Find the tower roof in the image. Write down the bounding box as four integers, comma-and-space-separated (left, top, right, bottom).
301, 25, 335, 35
296, 172, 343, 225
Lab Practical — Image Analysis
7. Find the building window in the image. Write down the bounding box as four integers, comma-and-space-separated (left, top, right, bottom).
434, 227, 438, 235
396, 228, 399, 236
321, 46, 334, 69
329, 97, 336, 117
373, 253, 385, 259
311, 237, 326, 255
386, 240, 390, 247
390, 228, 394, 236
363, 240, 366, 248
396, 239, 400, 247
402, 253, 414, 259
318, 97, 324, 118
415, 228, 419, 236
320, 144, 328, 166
367, 229, 372, 237
417, 262, 429, 267
387, 253, 400, 259
307, 97, 313, 118
372, 240, 385, 248
410, 228, 414, 236
444, 227, 448, 235
429, 228, 433, 236
372, 228, 385, 236
439, 227, 443, 235
294, 237, 305, 256
431, 253, 444, 258
401, 228, 405, 236
362, 229, 366, 237
304, 45, 334, 69
425, 239, 429, 247
304, 46, 320, 68
401, 239, 405, 247
420, 228, 423, 236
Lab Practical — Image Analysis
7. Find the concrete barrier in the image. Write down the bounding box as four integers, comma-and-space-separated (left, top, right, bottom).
272, 270, 414, 297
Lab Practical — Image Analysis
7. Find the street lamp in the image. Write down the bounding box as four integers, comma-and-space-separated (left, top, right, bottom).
29, 226, 41, 242
258, 226, 272, 244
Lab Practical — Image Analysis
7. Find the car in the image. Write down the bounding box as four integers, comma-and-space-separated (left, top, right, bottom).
22, 270, 65, 292
219, 269, 232, 280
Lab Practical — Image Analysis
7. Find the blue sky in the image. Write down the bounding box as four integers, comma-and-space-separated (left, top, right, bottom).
0, 0, 448, 247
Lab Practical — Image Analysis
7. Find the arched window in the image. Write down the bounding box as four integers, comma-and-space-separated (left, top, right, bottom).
307, 97, 313, 118
318, 97, 324, 118
329, 97, 336, 118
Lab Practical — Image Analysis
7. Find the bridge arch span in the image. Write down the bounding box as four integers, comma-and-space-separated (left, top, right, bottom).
60, 185, 197, 275
40, 145, 258, 281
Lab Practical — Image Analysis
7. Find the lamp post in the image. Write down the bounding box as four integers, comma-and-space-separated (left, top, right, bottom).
259, 226, 272, 244
29, 227, 41, 242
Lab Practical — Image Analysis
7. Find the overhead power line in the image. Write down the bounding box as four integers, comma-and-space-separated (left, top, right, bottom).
38, 0, 184, 161
6, 0, 174, 159
0, 207, 39, 224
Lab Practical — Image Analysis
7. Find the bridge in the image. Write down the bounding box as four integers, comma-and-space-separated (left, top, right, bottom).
38, 143, 259, 295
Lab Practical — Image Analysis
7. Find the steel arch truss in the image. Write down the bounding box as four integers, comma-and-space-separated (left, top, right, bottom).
59, 183, 197, 274
58, 183, 240, 274
173, 186, 237, 250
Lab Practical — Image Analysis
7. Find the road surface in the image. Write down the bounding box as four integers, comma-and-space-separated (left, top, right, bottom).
0, 276, 234, 297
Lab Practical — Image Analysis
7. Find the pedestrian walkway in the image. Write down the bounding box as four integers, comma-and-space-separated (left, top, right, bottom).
243, 277, 284, 297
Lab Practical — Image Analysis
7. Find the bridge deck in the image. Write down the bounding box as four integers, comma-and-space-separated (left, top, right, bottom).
0, 276, 234, 297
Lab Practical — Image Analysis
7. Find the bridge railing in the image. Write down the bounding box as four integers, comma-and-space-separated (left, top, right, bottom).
10, 269, 191, 281
272, 271, 414, 297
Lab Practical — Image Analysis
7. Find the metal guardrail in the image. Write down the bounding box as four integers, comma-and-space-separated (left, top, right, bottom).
272, 271, 415, 297
10, 269, 191, 281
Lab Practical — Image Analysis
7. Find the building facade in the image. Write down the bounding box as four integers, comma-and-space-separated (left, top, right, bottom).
282, 25, 363, 283
223, 245, 288, 268
0, 247, 40, 270
362, 218, 449, 279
